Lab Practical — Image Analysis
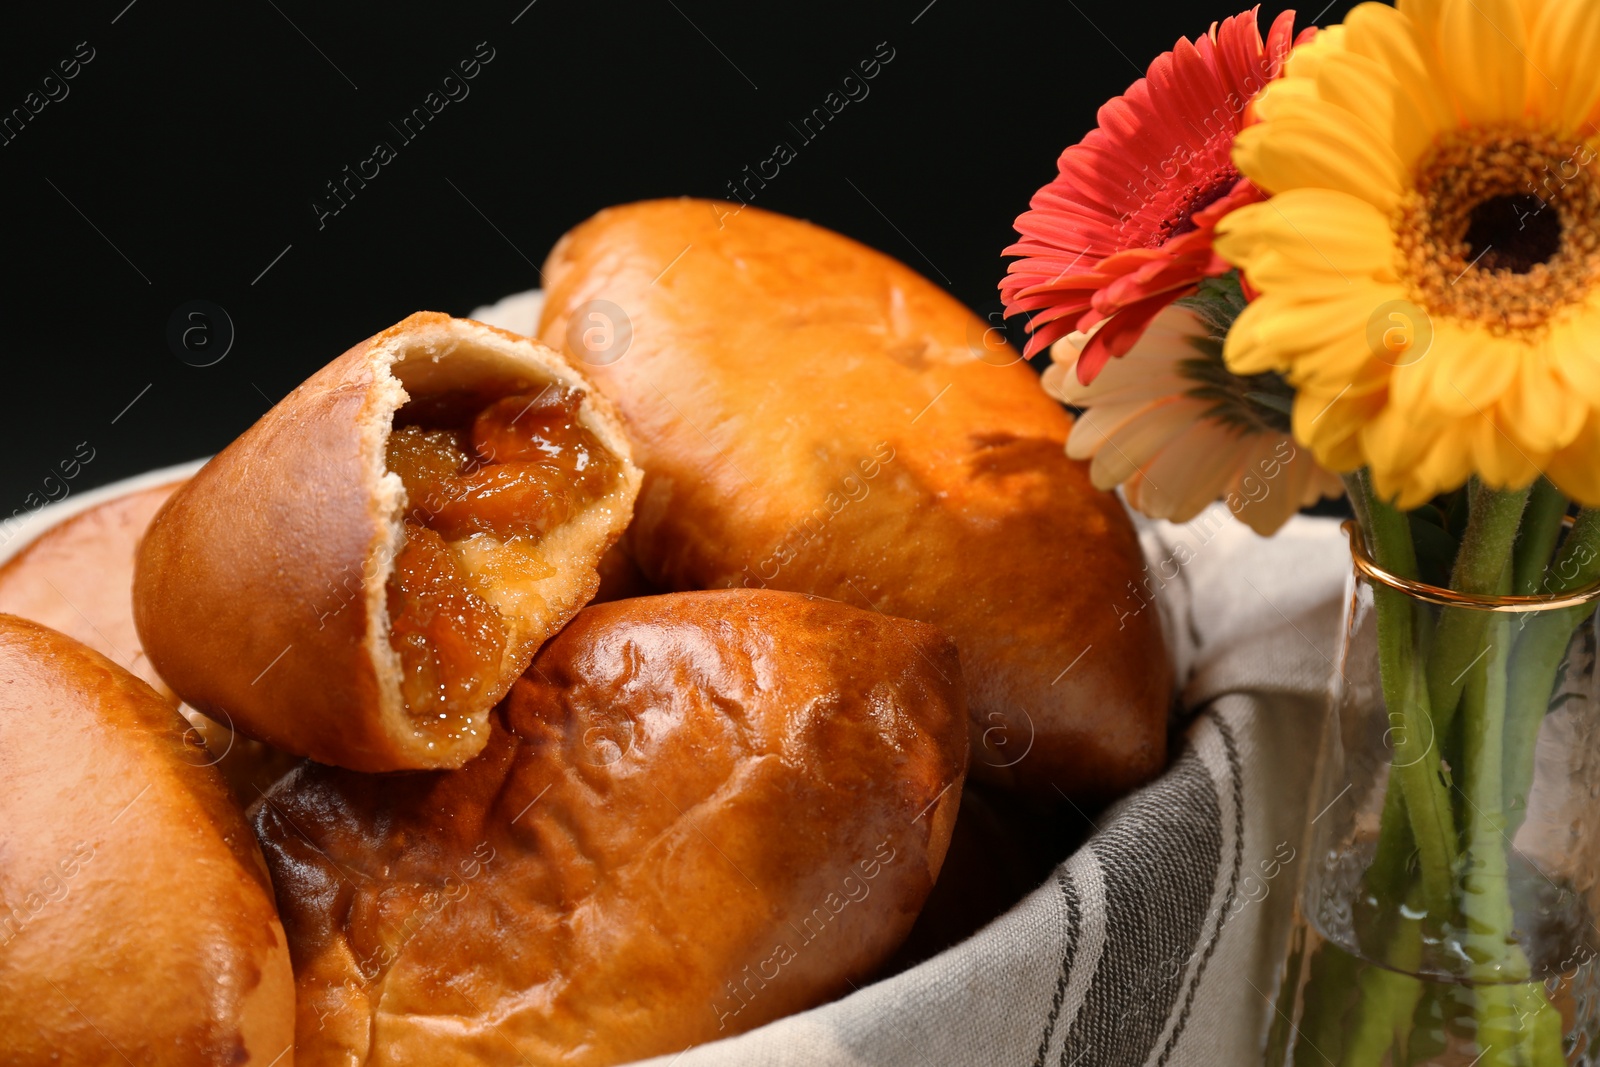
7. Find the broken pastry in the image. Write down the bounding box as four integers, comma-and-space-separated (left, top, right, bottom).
253, 589, 967, 1066
135, 312, 641, 772
539, 200, 1172, 800
0, 615, 295, 1064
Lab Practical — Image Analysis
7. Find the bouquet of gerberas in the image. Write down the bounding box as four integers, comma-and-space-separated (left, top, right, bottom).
1003, 2, 1600, 1064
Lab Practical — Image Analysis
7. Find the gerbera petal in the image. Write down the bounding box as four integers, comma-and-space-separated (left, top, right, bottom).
1501, 344, 1587, 453
1425, 325, 1520, 415
1341, 2, 1456, 132
1471, 409, 1542, 489
1047, 337, 1192, 405
1312, 52, 1436, 167
1438, 0, 1529, 125
1529, 0, 1600, 136
1215, 189, 1397, 277
1397, 0, 1447, 52
1281, 24, 1345, 82
1233, 116, 1405, 210
1084, 398, 1212, 486
1237, 298, 1392, 396
1552, 309, 1600, 406
1002, 8, 1314, 370
1218, 439, 1283, 534
1135, 426, 1257, 522
1510, 0, 1544, 31
1089, 287, 1197, 358
1362, 401, 1441, 474
1294, 385, 1374, 473
1545, 415, 1600, 506
1403, 420, 1476, 505
1253, 77, 1321, 115
1066, 396, 1165, 455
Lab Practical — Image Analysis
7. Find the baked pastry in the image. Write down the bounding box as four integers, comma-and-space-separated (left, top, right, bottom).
590, 541, 660, 603
254, 589, 967, 1066
135, 312, 642, 772
0, 481, 298, 799
539, 200, 1171, 799
0, 615, 294, 1065
0, 481, 180, 695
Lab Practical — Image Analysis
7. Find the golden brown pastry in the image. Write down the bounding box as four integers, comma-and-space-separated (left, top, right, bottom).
254, 589, 967, 1066
135, 312, 642, 772
0, 615, 294, 1065
0, 481, 298, 799
590, 540, 660, 603
0, 481, 179, 694
539, 199, 1171, 799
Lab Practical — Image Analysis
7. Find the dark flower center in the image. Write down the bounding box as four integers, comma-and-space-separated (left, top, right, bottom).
1150, 168, 1239, 247
1396, 129, 1600, 334
1463, 194, 1563, 274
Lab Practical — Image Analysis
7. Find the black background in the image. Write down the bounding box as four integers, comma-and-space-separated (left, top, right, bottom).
0, 0, 1361, 512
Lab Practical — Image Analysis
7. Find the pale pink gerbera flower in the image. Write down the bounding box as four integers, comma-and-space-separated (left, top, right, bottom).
1046, 303, 1342, 535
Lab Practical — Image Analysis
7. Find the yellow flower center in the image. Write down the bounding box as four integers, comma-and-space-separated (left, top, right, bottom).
1394, 128, 1600, 335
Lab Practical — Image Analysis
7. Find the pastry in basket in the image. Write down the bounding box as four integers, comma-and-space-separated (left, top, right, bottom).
253, 589, 967, 1066
135, 312, 642, 772
538, 199, 1171, 799
0, 481, 179, 694
0, 481, 297, 799
0, 615, 294, 1064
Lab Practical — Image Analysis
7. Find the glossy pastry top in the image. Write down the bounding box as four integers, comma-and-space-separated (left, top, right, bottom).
0, 615, 294, 1066
0, 481, 181, 696
134, 312, 641, 773
0, 481, 299, 800
254, 589, 967, 1067
539, 199, 1172, 799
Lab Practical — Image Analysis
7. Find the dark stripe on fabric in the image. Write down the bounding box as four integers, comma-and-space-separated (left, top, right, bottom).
1155, 712, 1245, 1067
1055, 740, 1224, 1067
1030, 870, 1083, 1067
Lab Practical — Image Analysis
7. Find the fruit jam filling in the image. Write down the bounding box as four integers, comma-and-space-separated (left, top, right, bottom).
384, 383, 620, 727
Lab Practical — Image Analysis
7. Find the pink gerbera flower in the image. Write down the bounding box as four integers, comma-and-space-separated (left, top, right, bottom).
1001, 7, 1311, 384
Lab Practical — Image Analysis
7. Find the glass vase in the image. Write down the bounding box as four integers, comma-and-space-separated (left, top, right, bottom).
1267, 523, 1600, 1066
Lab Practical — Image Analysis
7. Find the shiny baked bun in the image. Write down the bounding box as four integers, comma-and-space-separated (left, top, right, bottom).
0, 481, 179, 695
539, 199, 1171, 800
135, 312, 642, 772
254, 589, 967, 1066
0, 481, 297, 800
0, 615, 294, 1065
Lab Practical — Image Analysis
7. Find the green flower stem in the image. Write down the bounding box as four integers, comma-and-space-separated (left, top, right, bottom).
1336, 884, 1424, 1066
1456, 604, 1542, 1065
1502, 620, 1580, 837
1504, 508, 1600, 836
1362, 777, 1412, 901
1513, 479, 1567, 596
1320, 483, 1589, 1067
1339, 475, 1414, 904
1354, 483, 1530, 906
1425, 484, 1531, 743
1355, 472, 1460, 918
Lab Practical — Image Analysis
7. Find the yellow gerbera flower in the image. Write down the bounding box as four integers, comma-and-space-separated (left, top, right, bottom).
1214, 0, 1600, 509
